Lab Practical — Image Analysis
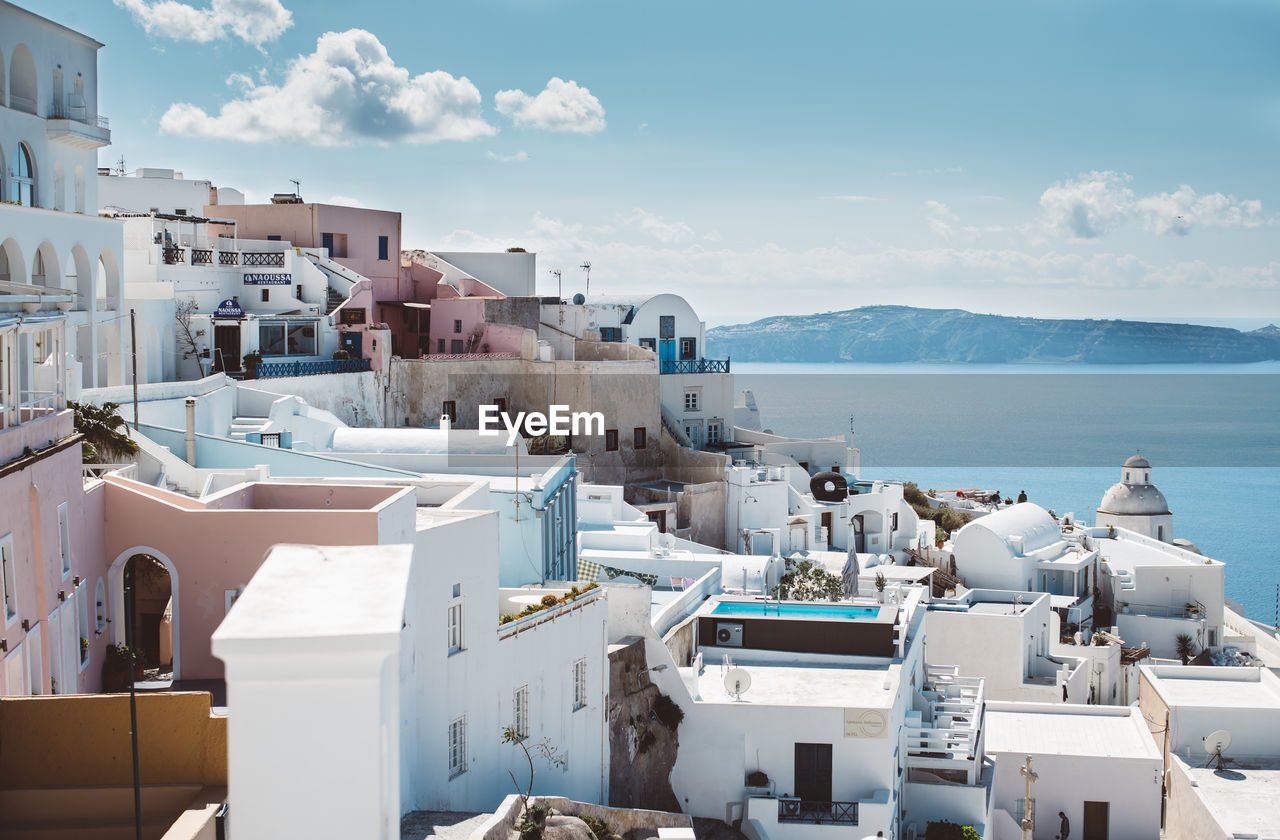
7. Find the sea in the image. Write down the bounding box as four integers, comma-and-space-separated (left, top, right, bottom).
735, 362, 1280, 625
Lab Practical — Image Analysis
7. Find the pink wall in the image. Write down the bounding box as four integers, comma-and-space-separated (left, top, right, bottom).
102, 478, 387, 680
429, 297, 487, 355
0, 411, 112, 696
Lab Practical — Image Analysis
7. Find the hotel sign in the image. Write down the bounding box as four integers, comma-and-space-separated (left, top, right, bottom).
243, 273, 292, 285
843, 707, 888, 738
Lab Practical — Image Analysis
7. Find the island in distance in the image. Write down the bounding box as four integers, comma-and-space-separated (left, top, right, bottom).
706, 305, 1280, 364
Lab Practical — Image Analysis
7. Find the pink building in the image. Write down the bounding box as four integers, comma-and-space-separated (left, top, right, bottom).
100, 477, 415, 681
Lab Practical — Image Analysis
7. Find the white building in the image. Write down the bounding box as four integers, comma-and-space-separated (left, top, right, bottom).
0, 0, 125, 390
1139, 665, 1280, 840
983, 701, 1162, 840
1096, 453, 1174, 543
99, 166, 244, 217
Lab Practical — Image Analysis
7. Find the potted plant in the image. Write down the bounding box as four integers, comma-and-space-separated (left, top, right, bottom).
242, 351, 263, 379
331, 348, 351, 361
874, 571, 887, 602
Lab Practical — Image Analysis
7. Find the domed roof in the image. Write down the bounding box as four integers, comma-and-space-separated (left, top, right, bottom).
1123, 453, 1150, 469
1098, 481, 1170, 516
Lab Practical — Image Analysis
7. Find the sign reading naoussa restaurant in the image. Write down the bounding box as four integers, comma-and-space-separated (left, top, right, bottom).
242, 273, 292, 285
214, 298, 244, 318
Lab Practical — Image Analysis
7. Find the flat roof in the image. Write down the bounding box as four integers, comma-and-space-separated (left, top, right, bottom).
985, 704, 1160, 761
1178, 760, 1280, 839
1145, 668, 1280, 710
692, 660, 899, 708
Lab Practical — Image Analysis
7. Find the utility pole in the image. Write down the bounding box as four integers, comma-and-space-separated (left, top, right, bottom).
549, 269, 562, 301
1019, 755, 1038, 840
129, 309, 139, 431
125, 582, 142, 840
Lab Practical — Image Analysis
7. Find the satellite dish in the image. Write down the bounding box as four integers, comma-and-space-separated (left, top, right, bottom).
572, 293, 586, 305
1204, 729, 1232, 755
724, 667, 752, 700
659, 532, 676, 550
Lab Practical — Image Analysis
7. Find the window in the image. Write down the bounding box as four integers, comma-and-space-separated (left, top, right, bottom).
442, 401, 457, 422
259, 323, 286, 355
448, 717, 467, 776
287, 324, 316, 355
679, 337, 697, 360
94, 578, 106, 633
14, 144, 35, 206
261, 288, 270, 303
1, 535, 16, 625
604, 429, 619, 451
891, 512, 899, 531
634, 427, 647, 450
451, 339, 465, 354
638, 338, 656, 351
573, 658, 587, 710
297, 284, 305, 303
378, 235, 390, 261
266, 235, 282, 241
599, 327, 621, 342
437, 338, 445, 353
684, 390, 699, 412
513, 685, 530, 739
448, 600, 463, 654
174, 209, 188, 216
707, 422, 722, 445
76, 584, 90, 667
57, 503, 71, 577
454, 319, 463, 334
659, 315, 675, 339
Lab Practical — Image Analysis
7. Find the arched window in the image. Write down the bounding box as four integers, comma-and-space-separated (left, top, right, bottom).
0, 47, 6, 109
14, 144, 36, 207
94, 577, 107, 633
9, 44, 37, 114
53, 161, 65, 211
74, 165, 85, 213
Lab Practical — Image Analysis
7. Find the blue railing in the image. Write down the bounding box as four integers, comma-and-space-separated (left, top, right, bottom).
256, 358, 372, 379
660, 358, 730, 375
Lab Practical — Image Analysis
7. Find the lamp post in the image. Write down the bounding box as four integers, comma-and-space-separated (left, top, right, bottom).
125, 582, 142, 840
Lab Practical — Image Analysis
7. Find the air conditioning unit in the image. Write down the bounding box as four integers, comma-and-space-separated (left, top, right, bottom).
715, 622, 744, 647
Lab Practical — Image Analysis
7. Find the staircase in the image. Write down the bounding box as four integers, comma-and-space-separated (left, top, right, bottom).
326, 287, 345, 314
1114, 569, 1136, 592
229, 415, 267, 441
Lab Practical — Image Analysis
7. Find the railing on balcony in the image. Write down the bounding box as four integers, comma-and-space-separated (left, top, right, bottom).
777, 799, 858, 825
163, 246, 186, 265
218, 251, 240, 266
242, 251, 286, 267
47, 98, 110, 130
83, 463, 138, 481
191, 248, 214, 266
255, 358, 371, 379
660, 358, 730, 375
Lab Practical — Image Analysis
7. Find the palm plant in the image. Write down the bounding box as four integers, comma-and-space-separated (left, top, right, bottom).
1175, 633, 1196, 665
70, 400, 138, 464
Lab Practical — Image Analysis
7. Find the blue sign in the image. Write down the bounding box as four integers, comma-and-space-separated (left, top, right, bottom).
214, 298, 244, 318
243, 273, 292, 285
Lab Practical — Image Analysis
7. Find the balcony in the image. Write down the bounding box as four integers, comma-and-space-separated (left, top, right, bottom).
45, 98, 111, 149
777, 799, 858, 825
660, 358, 730, 375
905, 667, 985, 785
255, 358, 371, 379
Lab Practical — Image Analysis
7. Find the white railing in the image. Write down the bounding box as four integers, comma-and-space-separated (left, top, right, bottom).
83, 463, 137, 480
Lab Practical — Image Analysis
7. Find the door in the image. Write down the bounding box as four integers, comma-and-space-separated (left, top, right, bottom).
61, 600, 79, 693
821, 512, 833, 547
684, 423, 701, 449
659, 339, 675, 367
214, 325, 241, 372
4, 644, 25, 695
26, 623, 43, 695
1083, 801, 1109, 840
340, 331, 363, 356
47, 607, 62, 694
852, 515, 865, 553
646, 510, 666, 532
794, 743, 832, 803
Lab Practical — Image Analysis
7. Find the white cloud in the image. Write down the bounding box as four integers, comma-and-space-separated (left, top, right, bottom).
1038, 170, 1135, 239
159, 29, 495, 145
1039, 172, 1268, 238
494, 78, 606, 134
1136, 185, 1265, 236
487, 151, 530, 163
622, 208, 694, 243
114, 0, 292, 47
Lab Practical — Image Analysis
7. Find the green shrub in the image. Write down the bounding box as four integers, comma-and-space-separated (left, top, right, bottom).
541, 594, 560, 608
331, 348, 351, 360
579, 815, 620, 840
500, 613, 517, 625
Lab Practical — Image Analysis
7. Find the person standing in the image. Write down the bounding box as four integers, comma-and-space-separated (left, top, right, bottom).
1057, 810, 1070, 839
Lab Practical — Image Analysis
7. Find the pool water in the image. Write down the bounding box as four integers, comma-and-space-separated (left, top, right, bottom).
711, 601, 882, 619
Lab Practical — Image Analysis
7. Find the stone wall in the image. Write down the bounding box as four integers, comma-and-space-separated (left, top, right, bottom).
608, 638, 682, 813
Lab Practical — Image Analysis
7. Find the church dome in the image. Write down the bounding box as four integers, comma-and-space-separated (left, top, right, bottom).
1098, 481, 1170, 516
1123, 453, 1150, 469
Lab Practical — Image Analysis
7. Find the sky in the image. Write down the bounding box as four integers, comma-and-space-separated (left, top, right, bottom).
23, 0, 1280, 327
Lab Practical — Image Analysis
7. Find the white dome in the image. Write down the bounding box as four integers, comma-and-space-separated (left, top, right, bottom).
1123, 453, 1150, 469
1098, 481, 1170, 516
958, 503, 1060, 555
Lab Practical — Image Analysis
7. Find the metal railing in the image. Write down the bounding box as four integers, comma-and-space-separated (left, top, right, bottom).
660, 358, 730, 375
47, 98, 110, 130
242, 252, 286, 267
191, 248, 213, 266
83, 463, 137, 480
218, 251, 240, 266
163, 246, 186, 265
777, 799, 858, 825
255, 358, 371, 379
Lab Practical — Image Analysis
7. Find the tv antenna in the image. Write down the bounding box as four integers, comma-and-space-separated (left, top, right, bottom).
549, 269, 562, 300
579, 261, 592, 298
289, 178, 301, 197
724, 666, 752, 701
114, 155, 126, 176
1203, 729, 1233, 771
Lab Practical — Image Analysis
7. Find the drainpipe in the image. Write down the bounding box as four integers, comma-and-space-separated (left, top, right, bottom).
184, 398, 196, 466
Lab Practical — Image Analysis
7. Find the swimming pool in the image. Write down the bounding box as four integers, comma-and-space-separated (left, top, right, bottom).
710, 601, 882, 619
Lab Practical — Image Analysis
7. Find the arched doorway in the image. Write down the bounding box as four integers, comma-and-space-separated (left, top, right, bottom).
0, 237, 26, 285
110, 548, 180, 679
9, 44, 37, 115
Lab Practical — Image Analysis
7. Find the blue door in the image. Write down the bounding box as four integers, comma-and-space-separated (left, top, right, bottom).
341, 332, 362, 356
659, 339, 675, 366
